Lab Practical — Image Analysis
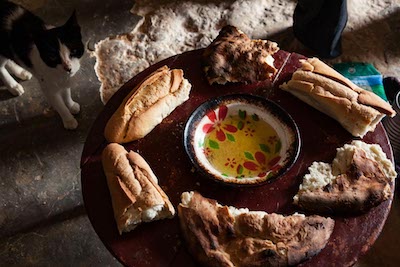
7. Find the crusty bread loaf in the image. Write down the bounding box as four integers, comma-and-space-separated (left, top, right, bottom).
102, 143, 175, 234
178, 191, 334, 267
294, 140, 397, 214
104, 65, 191, 143
280, 58, 396, 137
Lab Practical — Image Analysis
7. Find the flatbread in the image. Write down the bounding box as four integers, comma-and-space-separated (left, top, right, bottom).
178, 191, 334, 267
294, 140, 397, 214
203, 25, 279, 84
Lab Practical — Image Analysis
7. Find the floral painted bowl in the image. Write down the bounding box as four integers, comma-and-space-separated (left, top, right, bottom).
184, 94, 300, 186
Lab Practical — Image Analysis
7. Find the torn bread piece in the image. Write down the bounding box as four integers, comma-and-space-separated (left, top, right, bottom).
280, 58, 396, 137
93, 32, 149, 104
104, 65, 191, 143
294, 140, 397, 214
203, 25, 279, 85
178, 191, 334, 267
102, 143, 175, 234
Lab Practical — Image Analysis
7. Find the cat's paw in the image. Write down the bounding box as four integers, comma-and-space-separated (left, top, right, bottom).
20, 70, 32, 80
9, 83, 24, 96
63, 118, 78, 130
69, 102, 80, 115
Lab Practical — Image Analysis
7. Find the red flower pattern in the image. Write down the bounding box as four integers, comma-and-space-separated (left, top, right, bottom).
224, 158, 237, 168
244, 127, 255, 137
243, 152, 281, 177
203, 147, 212, 157
201, 106, 283, 179
202, 105, 237, 141
268, 135, 278, 144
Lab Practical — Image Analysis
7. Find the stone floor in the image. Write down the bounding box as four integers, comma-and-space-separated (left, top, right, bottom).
0, 0, 136, 266
1, 0, 400, 266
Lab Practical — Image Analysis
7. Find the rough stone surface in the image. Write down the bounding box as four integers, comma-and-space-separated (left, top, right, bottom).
94, 0, 295, 103
1, 0, 400, 266
331, 0, 400, 76
94, 0, 400, 103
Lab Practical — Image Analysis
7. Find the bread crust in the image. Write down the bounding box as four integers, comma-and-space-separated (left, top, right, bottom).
104, 66, 191, 143
294, 142, 395, 214
203, 25, 279, 85
280, 58, 396, 137
178, 191, 334, 267
102, 143, 175, 234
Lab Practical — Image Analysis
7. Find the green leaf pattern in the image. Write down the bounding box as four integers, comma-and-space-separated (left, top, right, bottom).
227, 133, 235, 142
237, 164, 244, 175
244, 151, 254, 160
237, 121, 244, 130
239, 110, 246, 119
275, 140, 282, 153
259, 144, 270, 153
252, 114, 259, 121
209, 139, 219, 149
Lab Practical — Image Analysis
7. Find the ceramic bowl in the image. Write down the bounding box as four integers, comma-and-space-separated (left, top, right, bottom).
184, 94, 300, 186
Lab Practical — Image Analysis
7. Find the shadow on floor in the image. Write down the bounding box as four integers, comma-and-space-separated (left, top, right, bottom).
0, 205, 86, 240
0, 89, 17, 101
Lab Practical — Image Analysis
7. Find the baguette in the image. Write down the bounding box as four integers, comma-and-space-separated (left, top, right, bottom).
102, 143, 175, 234
280, 58, 396, 137
104, 65, 192, 143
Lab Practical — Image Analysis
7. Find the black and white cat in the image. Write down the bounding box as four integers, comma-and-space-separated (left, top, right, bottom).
0, 1, 84, 129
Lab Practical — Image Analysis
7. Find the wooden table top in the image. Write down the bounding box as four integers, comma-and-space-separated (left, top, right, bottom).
81, 49, 394, 267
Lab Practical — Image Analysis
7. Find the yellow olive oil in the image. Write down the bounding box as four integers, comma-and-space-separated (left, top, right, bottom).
203, 114, 281, 178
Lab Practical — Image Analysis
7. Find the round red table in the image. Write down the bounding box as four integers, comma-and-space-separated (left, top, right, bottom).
81, 49, 395, 267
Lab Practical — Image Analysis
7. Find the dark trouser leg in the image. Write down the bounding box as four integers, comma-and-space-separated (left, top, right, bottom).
293, 0, 348, 58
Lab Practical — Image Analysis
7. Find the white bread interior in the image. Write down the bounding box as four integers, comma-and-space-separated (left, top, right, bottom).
102, 143, 175, 234
181, 191, 305, 219
332, 140, 397, 180
294, 140, 397, 203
